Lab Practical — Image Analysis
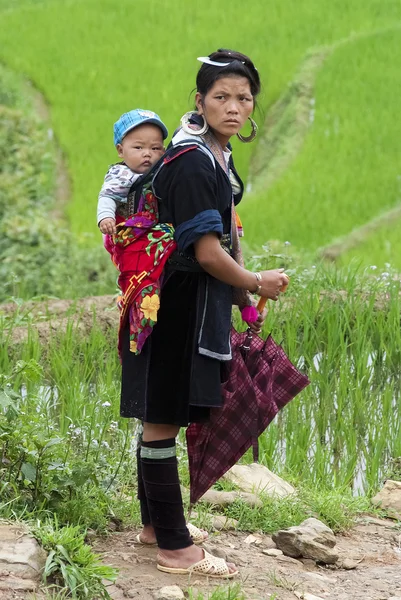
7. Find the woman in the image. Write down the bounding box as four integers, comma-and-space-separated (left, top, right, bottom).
121, 49, 288, 578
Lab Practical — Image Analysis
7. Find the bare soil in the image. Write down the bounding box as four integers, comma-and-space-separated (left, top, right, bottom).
93, 516, 401, 600
2, 295, 118, 346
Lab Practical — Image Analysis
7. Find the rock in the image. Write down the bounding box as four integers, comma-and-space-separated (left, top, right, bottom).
244, 534, 260, 544
295, 593, 325, 600
199, 489, 262, 507
262, 536, 277, 549
211, 515, 238, 531
154, 585, 185, 600
339, 557, 364, 570
0, 577, 37, 590
356, 515, 398, 529
223, 463, 295, 497
272, 518, 338, 564
371, 480, 401, 519
0, 524, 46, 593
262, 548, 283, 556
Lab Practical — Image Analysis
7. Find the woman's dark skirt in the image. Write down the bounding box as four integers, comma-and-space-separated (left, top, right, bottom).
120, 271, 224, 426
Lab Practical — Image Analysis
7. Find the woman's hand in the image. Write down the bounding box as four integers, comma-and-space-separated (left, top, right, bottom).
258, 269, 289, 301
99, 218, 117, 235
248, 306, 267, 334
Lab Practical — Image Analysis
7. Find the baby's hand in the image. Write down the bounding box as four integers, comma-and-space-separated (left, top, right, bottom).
99, 218, 116, 235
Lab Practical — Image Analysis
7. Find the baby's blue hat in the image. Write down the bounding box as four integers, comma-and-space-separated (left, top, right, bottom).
113, 109, 168, 146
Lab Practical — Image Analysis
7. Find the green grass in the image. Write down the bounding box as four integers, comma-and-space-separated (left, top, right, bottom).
0, 62, 117, 300
187, 585, 250, 600
0, 0, 400, 240
243, 27, 401, 260
340, 219, 401, 268
2, 262, 400, 513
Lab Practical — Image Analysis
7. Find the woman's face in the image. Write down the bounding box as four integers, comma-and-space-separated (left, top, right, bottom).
195, 76, 254, 147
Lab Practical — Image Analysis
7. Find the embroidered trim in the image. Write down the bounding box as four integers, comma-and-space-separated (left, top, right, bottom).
140, 446, 177, 459
198, 347, 232, 361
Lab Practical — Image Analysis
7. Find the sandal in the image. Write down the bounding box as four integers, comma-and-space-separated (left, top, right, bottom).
135, 523, 207, 546
157, 549, 238, 579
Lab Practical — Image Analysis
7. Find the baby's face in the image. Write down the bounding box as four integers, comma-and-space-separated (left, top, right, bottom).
117, 124, 164, 173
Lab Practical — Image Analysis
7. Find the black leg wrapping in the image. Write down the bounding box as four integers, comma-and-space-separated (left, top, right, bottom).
141, 438, 192, 550
136, 444, 151, 525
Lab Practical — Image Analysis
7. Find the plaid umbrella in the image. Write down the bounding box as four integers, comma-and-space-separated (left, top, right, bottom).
186, 314, 310, 505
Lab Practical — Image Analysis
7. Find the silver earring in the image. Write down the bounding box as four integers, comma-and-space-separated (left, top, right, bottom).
237, 117, 258, 143
180, 111, 209, 136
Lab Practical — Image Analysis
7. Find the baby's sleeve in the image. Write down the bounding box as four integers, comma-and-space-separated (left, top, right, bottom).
97, 164, 141, 225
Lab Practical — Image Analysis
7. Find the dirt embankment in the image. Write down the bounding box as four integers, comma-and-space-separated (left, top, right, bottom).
1, 295, 118, 346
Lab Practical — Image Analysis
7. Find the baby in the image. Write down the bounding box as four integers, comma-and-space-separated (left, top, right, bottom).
97, 109, 168, 234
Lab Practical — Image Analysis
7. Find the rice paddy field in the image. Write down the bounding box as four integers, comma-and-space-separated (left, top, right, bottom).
0, 0, 400, 253
1, 0, 401, 544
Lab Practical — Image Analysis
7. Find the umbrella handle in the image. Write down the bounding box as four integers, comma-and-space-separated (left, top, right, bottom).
256, 279, 289, 313
256, 297, 267, 314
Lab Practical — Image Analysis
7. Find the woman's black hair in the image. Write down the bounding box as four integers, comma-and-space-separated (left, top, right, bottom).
196, 49, 261, 102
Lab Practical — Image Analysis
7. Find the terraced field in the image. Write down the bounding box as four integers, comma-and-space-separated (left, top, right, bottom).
245, 27, 401, 266
0, 0, 400, 265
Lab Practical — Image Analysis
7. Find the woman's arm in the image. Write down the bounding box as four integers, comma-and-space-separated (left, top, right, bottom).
194, 233, 288, 300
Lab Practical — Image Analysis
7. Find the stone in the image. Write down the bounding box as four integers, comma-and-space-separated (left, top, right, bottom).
244, 534, 260, 544
0, 525, 46, 581
199, 488, 262, 507
0, 577, 37, 590
262, 536, 277, 549
154, 585, 185, 600
262, 548, 283, 556
339, 557, 364, 570
272, 518, 338, 564
211, 515, 238, 531
295, 593, 325, 600
356, 515, 398, 529
372, 480, 401, 519
0, 524, 46, 593
223, 463, 295, 497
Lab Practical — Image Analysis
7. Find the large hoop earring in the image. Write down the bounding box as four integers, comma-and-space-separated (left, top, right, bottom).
180, 111, 209, 136
237, 117, 258, 143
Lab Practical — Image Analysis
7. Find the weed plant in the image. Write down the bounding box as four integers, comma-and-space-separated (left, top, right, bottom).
34, 519, 117, 599
187, 585, 250, 600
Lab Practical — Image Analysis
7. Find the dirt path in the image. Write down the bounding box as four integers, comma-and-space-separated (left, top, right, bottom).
95, 516, 401, 600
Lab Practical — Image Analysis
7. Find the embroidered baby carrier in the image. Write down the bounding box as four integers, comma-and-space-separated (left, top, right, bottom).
104, 142, 202, 358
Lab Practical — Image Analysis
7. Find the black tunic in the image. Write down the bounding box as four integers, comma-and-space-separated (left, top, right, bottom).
120, 147, 241, 426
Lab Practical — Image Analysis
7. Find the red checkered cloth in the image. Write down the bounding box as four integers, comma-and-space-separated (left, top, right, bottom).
186, 327, 310, 505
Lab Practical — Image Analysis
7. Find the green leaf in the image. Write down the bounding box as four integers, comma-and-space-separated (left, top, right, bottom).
43, 437, 64, 451
0, 390, 15, 410
21, 462, 37, 482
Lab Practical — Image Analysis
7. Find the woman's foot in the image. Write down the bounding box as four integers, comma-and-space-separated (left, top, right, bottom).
137, 524, 157, 544
157, 544, 237, 576
136, 524, 208, 545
